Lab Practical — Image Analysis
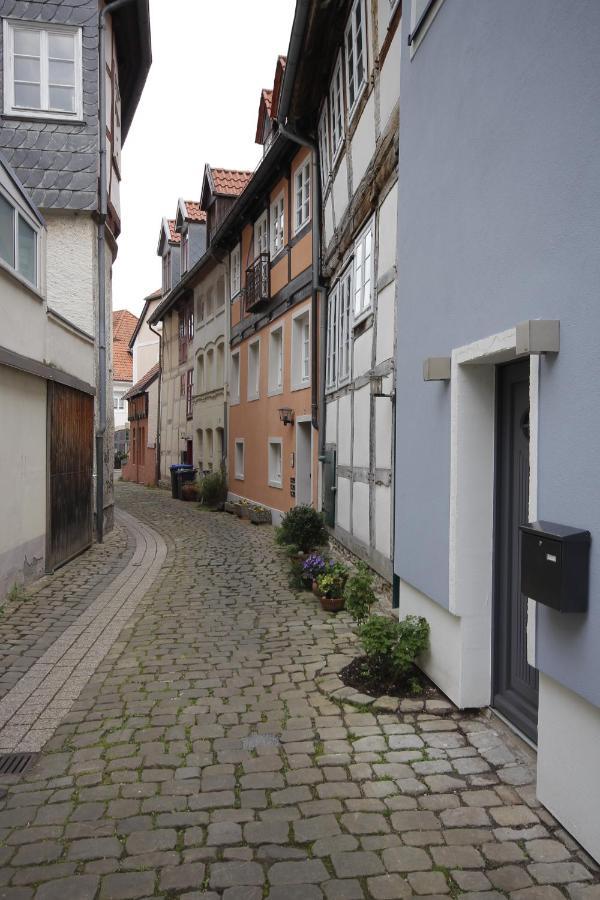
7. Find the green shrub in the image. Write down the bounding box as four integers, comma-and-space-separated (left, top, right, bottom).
275, 505, 329, 553
344, 562, 377, 625
199, 470, 227, 508
359, 614, 429, 681
316, 562, 348, 598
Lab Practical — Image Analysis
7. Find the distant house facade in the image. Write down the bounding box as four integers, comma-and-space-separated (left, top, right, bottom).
393, 0, 600, 863
112, 309, 138, 452
279, 0, 401, 578
129, 288, 161, 384
0, 0, 150, 592
121, 363, 159, 487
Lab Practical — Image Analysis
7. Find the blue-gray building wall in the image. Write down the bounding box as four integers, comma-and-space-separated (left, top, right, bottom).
188, 223, 207, 269
0, 0, 99, 211
395, 0, 600, 707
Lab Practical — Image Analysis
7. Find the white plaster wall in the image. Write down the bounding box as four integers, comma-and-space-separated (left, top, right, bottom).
537, 673, 600, 863
0, 271, 46, 361
45, 214, 96, 336
353, 386, 370, 468
350, 93, 376, 192
379, 26, 401, 132
147, 378, 159, 449
337, 395, 352, 466
375, 397, 392, 468
374, 483, 391, 557
0, 367, 46, 598
325, 398, 337, 444
46, 315, 94, 386
375, 283, 395, 365
353, 328, 373, 377
352, 480, 370, 545
332, 156, 350, 226
377, 183, 398, 276
336, 475, 351, 532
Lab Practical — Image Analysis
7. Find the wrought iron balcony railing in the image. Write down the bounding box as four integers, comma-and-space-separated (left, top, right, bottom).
244, 253, 270, 313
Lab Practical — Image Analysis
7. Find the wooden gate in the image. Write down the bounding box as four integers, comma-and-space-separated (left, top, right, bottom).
47, 382, 94, 572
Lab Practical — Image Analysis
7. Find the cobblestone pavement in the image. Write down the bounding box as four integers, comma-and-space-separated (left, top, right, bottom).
0, 482, 598, 899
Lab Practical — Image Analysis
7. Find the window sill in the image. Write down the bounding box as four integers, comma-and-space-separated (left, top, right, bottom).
247, 394, 260, 403
234, 474, 245, 481
353, 309, 373, 331
268, 480, 283, 490
347, 79, 368, 126
2, 112, 85, 127
270, 247, 286, 265
268, 386, 284, 397
292, 219, 311, 241
291, 379, 311, 393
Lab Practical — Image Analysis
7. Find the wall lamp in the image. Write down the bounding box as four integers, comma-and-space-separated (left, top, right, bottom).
278, 407, 294, 426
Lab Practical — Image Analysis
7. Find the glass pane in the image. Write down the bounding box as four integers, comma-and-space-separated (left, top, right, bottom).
14, 56, 41, 82
14, 29, 40, 56
49, 33, 75, 61
18, 216, 36, 284
14, 81, 41, 108
49, 59, 75, 86
49, 85, 75, 112
0, 195, 15, 268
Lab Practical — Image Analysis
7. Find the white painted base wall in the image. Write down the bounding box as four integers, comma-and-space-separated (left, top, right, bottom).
537, 673, 600, 863
227, 492, 283, 526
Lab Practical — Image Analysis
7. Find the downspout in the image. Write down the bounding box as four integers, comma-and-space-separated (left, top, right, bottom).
276, 123, 326, 452
96, 0, 136, 542
148, 320, 162, 485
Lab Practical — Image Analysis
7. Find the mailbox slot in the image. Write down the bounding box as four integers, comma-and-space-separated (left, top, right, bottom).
520, 521, 590, 613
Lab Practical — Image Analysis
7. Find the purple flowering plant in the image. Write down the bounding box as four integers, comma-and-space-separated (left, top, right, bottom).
301, 553, 332, 580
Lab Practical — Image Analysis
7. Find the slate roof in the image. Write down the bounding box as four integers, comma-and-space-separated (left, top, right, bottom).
113, 310, 138, 382
211, 169, 253, 196
124, 362, 160, 401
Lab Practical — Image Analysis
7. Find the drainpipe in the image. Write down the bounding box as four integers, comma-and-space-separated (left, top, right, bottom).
149, 320, 162, 485
275, 123, 325, 450
96, 0, 136, 543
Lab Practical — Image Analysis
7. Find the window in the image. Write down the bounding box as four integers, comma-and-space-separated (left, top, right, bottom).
408, 0, 445, 50
292, 308, 310, 390
197, 294, 205, 324
293, 160, 311, 234
197, 429, 203, 468
230, 350, 240, 404
326, 267, 352, 391
0, 191, 38, 287
268, 325, 283, 395
206, 288, 214, 319
216, 277, 225, 309
354, 218, 374, 318
318, 106, 331, 187
234, 439, 245, 480
186, 369, 193, 418
268, 439, 283, 488
247, 338, 260, 400
3, 21, 83, 121
216, 342, 224, 387
270, 194, 285, 258
326, 288, 338, 390
178, 309, 188, 364
197, 355, 204, 393
206, 348, 214, 390
254, 211, 268, 258
216, 427, 224, 464
205, 428, 213, 468
329, 54, 344, 161
187, 304, 194, 341
113, 391, 125, 411
180, 373, 186, 397
345, 0, 367, 116
230, 244, 241, 298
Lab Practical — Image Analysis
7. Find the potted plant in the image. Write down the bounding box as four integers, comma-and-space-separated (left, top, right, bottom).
181, 481, 199, 502
238, 499, 250, 519
199, 470, 227, 511
301, 553, 330, 589
249, 505, 272, 525
275, 505, 329, 556
315, 562, 349, 612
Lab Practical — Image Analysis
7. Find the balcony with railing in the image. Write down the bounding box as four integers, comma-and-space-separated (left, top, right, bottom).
243, 253, 270, 314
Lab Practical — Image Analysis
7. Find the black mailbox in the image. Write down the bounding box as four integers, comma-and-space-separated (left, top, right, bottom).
520, 521, 591, 613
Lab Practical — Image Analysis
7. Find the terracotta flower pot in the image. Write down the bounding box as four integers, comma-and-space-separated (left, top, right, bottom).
319, 595, 345, 613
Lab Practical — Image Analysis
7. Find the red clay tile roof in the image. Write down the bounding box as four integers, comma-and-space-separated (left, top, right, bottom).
124, 362, 160, 401
183, 201, 207, 223
113, 309, 138, 382
211, 168, 253, 197
167, 219, 180, 243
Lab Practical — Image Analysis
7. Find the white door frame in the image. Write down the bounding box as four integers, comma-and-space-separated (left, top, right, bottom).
295, 415, 313, 506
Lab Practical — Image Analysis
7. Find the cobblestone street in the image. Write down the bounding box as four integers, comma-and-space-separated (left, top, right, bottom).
0, 482, 598, 899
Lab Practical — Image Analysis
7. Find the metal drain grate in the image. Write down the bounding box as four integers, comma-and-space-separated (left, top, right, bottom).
0, 753, 37, 776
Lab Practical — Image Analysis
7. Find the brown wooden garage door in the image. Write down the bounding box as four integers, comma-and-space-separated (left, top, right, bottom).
47, 382, 94, 571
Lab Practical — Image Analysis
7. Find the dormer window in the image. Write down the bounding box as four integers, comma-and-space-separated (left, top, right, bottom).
3, 20, 83, 121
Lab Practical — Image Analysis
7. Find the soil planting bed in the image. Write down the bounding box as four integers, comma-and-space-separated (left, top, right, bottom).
340, 656, 445, 704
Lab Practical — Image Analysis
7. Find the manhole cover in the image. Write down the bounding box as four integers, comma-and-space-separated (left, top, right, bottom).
242, 733, 280, 751
0, 753, 37, 776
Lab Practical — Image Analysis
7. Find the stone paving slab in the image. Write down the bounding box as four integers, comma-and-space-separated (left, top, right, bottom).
0, 481, 597, 899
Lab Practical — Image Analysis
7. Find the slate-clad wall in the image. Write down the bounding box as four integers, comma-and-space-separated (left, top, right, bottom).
394, 0, 600, 707
0, 0, 99, 211
188, 222, 207, 270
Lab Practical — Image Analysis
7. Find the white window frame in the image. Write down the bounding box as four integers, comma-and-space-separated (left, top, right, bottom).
230, 349, 240, 405
234, 439, 245, 481
270, 193, 285, 259
345, 0, 368, 120
254, 211, 268, 259
409, 0, 446, 55
325, 265, 352, 392
293, 159, 311, 235
326, 286, 338, 391
268, 323, 284, 396
247, 337, 261, 401
0, 183, 40, 290
329, 53, 345, 163
318, 104, 331, 188
230, 243, 241, 298
291, 305, 311, 392
353, 217, 374, 321
268, 438, 283, 489
3, 20, 84, 121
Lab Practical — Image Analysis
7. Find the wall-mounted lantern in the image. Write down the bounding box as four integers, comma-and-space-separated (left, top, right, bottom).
278, 407, 294, 426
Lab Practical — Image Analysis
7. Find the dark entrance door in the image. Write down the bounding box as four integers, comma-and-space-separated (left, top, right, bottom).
493, 360, 538, 742
47, 382, 94, 572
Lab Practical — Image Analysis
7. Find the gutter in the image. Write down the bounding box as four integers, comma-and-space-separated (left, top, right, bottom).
97, 0, 137, 543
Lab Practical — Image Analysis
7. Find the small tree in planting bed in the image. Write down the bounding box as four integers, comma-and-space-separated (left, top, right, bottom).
275, 505, 329, 554
344, 562, 377, 625
359, 614, 430, 690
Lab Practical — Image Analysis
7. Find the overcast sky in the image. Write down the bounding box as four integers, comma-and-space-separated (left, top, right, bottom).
113, 0, 296, 316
